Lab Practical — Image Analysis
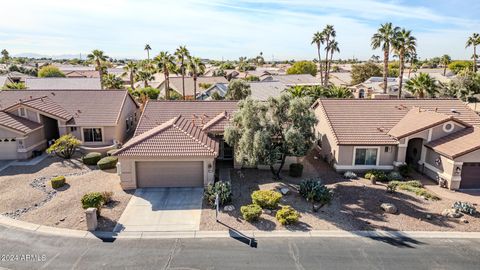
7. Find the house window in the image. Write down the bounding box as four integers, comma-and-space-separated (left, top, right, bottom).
317, 132, 323, 147
19, 108, 26, 117
83, 128, 102, 142
359, 89, 365, 99
354, 148, 378, 165
70, 127, 77, 132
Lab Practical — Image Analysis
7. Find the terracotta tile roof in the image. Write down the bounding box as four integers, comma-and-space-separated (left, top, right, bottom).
202, 111, 231, 132
426, 127, 480, 159
0, 90, 136, 126
7, 96, 73, 120
0, 111, 42, 134
168, 76, 228, 96
115, 116, 219, 157
314, 99, 480, 145
388, 108, 471, 139
135, 100, 238, 136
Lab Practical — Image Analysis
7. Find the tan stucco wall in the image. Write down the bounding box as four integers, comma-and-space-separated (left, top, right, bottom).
117, 156, 215, 190
313, 105, 340, 165
423, 148, 459, 189
114, 96, 139, 143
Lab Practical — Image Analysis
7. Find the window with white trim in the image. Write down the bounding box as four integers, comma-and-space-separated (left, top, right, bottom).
19, 107, 26, 117
354, 148, 378, 165
83, 128, 102, 142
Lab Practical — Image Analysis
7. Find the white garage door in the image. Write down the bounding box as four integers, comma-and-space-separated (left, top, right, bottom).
0, 140, 18, 160
135, 161, 204, 188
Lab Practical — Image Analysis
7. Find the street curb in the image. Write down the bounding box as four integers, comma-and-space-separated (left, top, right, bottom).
2, 215, 480, 240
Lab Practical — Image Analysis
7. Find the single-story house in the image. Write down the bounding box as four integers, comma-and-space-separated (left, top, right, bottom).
115, 101, 238, 189
349, 77, 411, 99
199, 81, 288, 101
313, 98, 480, 189
157, 76, 228, 99
64, 70, 100, 78
261, 74, 321, 86
25, 78, 102, 90
0, 90, 139, 160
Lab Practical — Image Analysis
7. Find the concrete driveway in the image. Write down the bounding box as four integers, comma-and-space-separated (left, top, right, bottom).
114, 188, 203, 232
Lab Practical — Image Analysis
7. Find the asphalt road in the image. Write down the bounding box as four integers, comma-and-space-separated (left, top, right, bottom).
1, 226, 480, 270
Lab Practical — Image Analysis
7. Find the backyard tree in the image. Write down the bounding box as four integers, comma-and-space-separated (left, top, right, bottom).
38, 65, 66, 78
286, 60, 318, 76
224, 94, 317, 179
351, 61, 382, 85
225, 79, 251, 100
46, 134, 81, 159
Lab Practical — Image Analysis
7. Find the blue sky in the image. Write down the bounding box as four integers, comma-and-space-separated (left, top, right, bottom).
1, 0, 479, 61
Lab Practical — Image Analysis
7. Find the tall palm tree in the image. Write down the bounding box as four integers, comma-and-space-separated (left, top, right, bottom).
371, 22, 399, 93
392, 28, 416, 98
326, 40, 340, 86
87, 49, 108, 89
327, 85, 353, 98
175, 46, 190, 100
186, 56, 206, 100
322, 25, 336, 86
405, 73, 438, 98
135, 70, 154, 88
407, 52, 418, 78
311, 31, 325, 85
440, 54, 451, 76
466, 33, 480, 72
123, 61, 138, 90
144, 44, 152, 61
103, 73, 124, 89
154, 51, 176, 100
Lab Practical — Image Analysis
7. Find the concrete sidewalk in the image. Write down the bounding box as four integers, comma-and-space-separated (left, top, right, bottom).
2, 215, 480, 240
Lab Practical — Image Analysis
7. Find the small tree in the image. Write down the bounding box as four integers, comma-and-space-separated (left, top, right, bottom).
38, 65, 66, 78
225, 94, 317, 179
46, 134, 81, 159
286, 61, 318, 76
351, 62, 382, 85
225, 79, 251, 100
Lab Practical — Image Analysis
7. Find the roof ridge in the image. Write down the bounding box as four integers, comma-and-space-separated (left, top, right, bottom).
173, 116, 217, 153
317, 99, 339, 145
202, 111, 227, 131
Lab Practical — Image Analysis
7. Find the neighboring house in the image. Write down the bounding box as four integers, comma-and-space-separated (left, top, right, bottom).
25, 78, 102, 90
0, 90, 139, 160
157, 76, 228, 99
198, 81, 288, 101
0, 76, 13, 88
260, 74, 321, 86
64, 70, 100, 78
115, 101, 238, 189
328, 72, 352, 87
349, 77, 411, 99
313, 98, 480, 189
6, 72, 33, 84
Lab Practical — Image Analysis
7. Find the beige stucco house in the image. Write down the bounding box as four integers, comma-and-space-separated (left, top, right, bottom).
0, 90, 139, 160
313, 98, 480, 190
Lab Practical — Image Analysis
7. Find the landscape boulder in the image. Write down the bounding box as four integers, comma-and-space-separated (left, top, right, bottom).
441, 208, 463, 218
380, 203, 397, 214
279, 187, 290, 195
223, 205, 235, 212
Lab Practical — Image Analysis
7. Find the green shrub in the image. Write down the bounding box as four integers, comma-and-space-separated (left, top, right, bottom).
81, 192, 104, 214
364, 170, 388, 181
251, 190, 282, 209
388, 180, 440, 200
240, 204, 262, 222
388, 171, 403, 181
299, 178, 333, 209
97, 156, 118, 170
204, 181, 233, 207
386, 182, 397, 193
453, 201, 476, 215
276, 205, 300, 225
364, 172, 373, 179
51, 175, 66, 189
82, 152, 102, 165
398, 164, 412, 177
289, 163, 304, 177
101, 191, 114, 204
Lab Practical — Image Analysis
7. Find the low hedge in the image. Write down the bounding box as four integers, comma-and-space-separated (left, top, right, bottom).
276, 205, 300, 225
82, 152, 102, 165
240, 204, 262, 222
251, 190, 282, 209
51, 175, 66, 189
97, 156, 118, 170
289, 163, 304, 177
81, 192, 104, 214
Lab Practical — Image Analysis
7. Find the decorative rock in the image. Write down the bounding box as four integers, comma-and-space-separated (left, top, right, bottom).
380, 203, 397, 214
313, 204, 322, 212
426, 214, 432, 220
262, 209, 272, 214
460, 218, 469, 224
441, 209, 463, 218
223, 205, 235, 212
280, 187, 290, 195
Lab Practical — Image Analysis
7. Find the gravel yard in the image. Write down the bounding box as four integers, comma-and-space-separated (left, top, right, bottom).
201, 150, 480, 232
0, 155, 132, 231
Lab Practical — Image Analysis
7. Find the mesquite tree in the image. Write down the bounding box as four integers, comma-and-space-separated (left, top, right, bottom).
224, 94, 317, 179
46, 134, 81, 159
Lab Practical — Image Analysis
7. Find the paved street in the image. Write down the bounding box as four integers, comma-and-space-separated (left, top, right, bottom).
1, 225, 480, 269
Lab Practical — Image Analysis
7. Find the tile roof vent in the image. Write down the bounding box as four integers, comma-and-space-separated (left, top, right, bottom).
377, 127, 384, 133
450, 108, 459, 114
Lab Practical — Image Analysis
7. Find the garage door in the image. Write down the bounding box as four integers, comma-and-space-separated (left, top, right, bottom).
460, 163, 480, 189
0, 140, 18, 160
135, 161, 203, 188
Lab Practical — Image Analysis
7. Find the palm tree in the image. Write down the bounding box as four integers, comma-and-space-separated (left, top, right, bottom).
326, 40, 340, 86
144, 44, 152, 61
440, 54, 451, 76
327, 85, 353, 98
186, 56, 206, 100
154, 51, 176, 99
322, 25, 336, 86
287, 85, 309, 98
135, 70, 154, 88
405, 73, 438, 98
392, 28, 416, 98
466, 33, 480, 72
407, 52, 418, 78
311, 31, 325, 85
371, 22, 399, 94
87, 49, 108, 89
123, 61, 138, 90
103, 73, 124, 89
175, 46, 190, 100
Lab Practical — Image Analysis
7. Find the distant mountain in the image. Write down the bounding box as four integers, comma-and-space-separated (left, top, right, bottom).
13, 53, 86, 60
